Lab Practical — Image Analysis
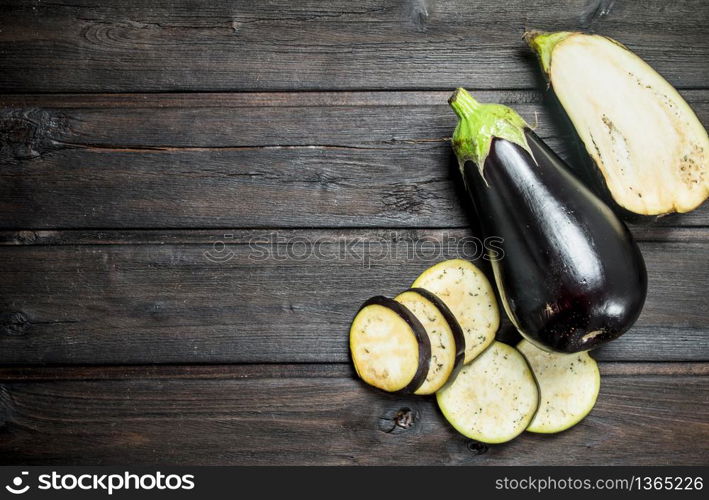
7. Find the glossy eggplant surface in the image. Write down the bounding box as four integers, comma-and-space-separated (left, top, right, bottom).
462, 130, 647, 352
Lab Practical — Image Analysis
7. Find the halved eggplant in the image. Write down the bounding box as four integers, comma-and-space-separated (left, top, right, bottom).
412, 259, 498, 363
350, 296, 431, 393
395, 288, 464, 394
436, 341, 539, 444
449, 88, 647, 353
525, 31, 709, 216
517, 339, 600, 433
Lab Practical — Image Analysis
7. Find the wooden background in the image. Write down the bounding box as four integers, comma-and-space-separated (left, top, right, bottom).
0, 0, 707, 465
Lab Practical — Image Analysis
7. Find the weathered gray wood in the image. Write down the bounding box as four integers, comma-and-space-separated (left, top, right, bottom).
1, 370, 706, 465
1, 89, 705, 148
0, 0, 707, 92
0, 363, 354, 382
1, 225, 706, 246
0, 361, 707, 382
2, 90, 708, 228
0, 230, 706, 365
1, 0, 706, 469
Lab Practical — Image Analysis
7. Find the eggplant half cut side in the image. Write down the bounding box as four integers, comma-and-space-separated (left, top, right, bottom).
437, 341, 539, 444
526, 31, 709, 216
395, 288, 466, 394
350, 296, 431, 393
517, 339, 600, 433
412, 259, 499, 363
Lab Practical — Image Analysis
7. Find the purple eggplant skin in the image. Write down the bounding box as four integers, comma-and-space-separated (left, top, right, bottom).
463, 130, 647, 353
355, 296, 431, 393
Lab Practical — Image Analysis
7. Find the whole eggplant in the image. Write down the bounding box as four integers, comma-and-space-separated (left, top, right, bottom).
449, 88, 647, 353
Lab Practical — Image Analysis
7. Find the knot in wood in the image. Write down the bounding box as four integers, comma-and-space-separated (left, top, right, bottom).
394, 408, 415, 429
379, 407, 418, 434
15, 231, 38, 244
0, 312, 31, 336
466, 440, 488, 456
0, 108, 68, 160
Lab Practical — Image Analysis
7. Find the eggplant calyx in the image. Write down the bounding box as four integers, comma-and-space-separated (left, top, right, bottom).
523, 30, 573, 75
448, 87, 532, 178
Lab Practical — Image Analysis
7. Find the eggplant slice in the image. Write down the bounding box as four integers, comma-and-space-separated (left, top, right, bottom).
395, 289, 463, 395
410, 287, 466, 378
526, 31, 708, 216
437, 341, 539, 444
350, 296, 430, 393
517, 339, 600, 434
412, 259, 498, 363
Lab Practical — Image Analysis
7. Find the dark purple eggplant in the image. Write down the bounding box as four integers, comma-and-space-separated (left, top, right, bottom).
449, 88, 647, 353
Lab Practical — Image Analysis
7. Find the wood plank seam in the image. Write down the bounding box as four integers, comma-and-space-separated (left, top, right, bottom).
0, 362, 707, 382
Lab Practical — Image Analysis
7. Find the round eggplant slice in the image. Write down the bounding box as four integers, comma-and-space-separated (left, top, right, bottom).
437, 341, 539, 444
349, 296, 430, 393
412, 259, 499, 363
409, 287, 466, 377
517, 339, 600, 433
394, 289, 461, 395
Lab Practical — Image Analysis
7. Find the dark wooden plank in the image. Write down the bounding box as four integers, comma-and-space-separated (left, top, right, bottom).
0, 90, 539, 149
0, 144, 464, 228
2, 90, 708, 228
0, 230, 706, 365
1, 89, 706, 148
0, 363, 354, 382
0, 361, 706, 382
1, 371, 706, 465
1, 225, 706, 246
0, 0, 707, 92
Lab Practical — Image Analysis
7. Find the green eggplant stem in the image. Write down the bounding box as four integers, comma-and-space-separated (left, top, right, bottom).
448, 88, 481, 120
448, 88, 533, 177
523, 30, 572, 74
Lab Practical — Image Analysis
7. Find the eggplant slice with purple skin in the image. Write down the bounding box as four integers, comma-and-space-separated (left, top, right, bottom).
525, 31, 709, 216
412, 259, 498, 363
448, 88, 647, 353
395, 288, 466, 394
408, 287, 466, 375
350, 296, 431, 393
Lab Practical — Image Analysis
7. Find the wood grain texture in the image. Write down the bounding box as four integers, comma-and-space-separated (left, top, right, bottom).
1, 89, 705, 148
1, 362, 707, 382
1, 225, 706, 246
0, 0, 708, 92
0, 230, 706, 365
0, 371, 706, 465
1, 0, 707, 468
1, 90, 708, 228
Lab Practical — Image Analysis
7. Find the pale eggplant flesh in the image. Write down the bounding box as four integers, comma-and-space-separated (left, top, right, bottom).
350, 296, 431, 393
517, 339, 600, 433
449, 89, 647, 353
408, 287, 466, 375
436, 341, 539, 444
411, 259, 499, 363
395, 289, 459, 395
525, 31, 709, 216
